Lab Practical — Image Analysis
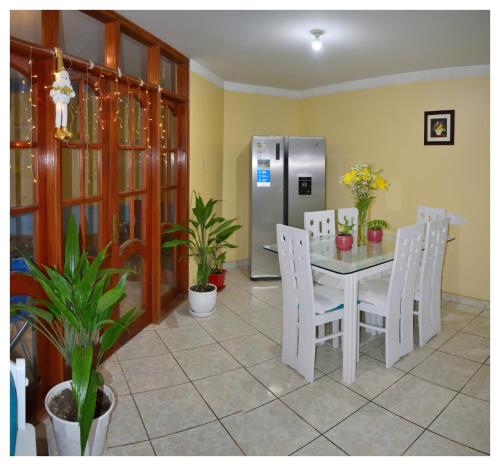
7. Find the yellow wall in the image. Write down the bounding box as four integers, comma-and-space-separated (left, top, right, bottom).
190, 72, 490, 300
188, 72, 224, 282
222, 91, 301, 262
299, 77, 490, 300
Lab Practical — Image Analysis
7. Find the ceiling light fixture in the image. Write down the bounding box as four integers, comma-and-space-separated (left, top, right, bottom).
310, 29, 325, 51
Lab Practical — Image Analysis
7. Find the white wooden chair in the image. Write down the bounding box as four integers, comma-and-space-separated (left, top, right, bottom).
415, 217, 450, 346
277, 224, 344, 382
417, 206, 447, 224
358, 223, 425, 367
10, 359, 36, 456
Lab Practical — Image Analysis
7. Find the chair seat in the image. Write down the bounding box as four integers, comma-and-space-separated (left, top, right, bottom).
314, 284, 344, 314
315, 273, 344, 289
359, 278, 389, 314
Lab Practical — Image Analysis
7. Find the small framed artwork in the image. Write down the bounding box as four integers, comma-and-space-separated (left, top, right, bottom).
424, 110, 455, 145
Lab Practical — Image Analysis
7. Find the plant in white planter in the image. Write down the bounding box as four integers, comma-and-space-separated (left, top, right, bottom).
163, 192, 241, 316
10, 215, 140, 455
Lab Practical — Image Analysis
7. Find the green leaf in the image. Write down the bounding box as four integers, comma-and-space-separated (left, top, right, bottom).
96, 288, 125, 314
163, 239, 188, 249
99, 308, 140, 355
79, 369, 98, 456
10, 304, 53, 323
64, 214, 80, 280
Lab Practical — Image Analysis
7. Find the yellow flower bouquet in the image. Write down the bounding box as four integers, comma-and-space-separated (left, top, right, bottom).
340, 163, 389, 246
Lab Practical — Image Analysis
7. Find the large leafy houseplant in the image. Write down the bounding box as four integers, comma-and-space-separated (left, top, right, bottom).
163, 192, 241, 291
10, 215, 140, 455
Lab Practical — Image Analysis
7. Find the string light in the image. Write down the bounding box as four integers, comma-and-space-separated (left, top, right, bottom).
28, 46, 37, 184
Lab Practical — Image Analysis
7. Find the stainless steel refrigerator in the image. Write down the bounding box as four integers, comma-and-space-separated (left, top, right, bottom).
250, 136, 326, 279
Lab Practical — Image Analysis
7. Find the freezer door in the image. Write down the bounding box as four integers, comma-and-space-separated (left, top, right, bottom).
250, 136, 284, 279
287, 137, 326, 228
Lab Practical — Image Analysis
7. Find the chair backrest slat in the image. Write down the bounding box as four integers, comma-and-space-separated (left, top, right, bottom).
418, 217, 450, 344
304, 210, 335, 238
385, 223, 426, 365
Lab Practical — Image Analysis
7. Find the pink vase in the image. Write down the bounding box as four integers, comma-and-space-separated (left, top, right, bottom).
367, 228, 383, 243
335, 234, 353, 250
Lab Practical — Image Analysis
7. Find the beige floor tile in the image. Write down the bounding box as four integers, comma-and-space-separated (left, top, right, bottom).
106, 395, 148, 447
252, 286, 283, 306
156, 323, 215, 352
116, 330, 169, 361
148, 302, 196, 329
480, 308, 490, 318
199, 315, 258, 341
259, 326, 282, 344
151, 421, 242, 456
326, 403, 422, 455
100, 360, 130, 396
222, 294, 274, 314
404, 431, 484, 456
247, 357, 322, 397
221, 400, 317, 455
292, 436, 346, 456
462, 315, 489, 338
281, 377, 367, 433
331, 355, 405, 399
192, 302, 237, 321
221, 333, 281, 367
364, 341, 386, 363
485, 357, 490, 365
440, 332, 489, 363
424, 328, 458, 349
359, 332, 385, 354
374, 374, 455, 427
410, 351, 481, 391
194, 367, 276, 417
429, 393, 490, 453
120, 354, 188, 393
394, 346, 434, 372
173, 343, 241, 380
314, 343, 343, 373
441, 306, 477, 330
133, 382, 216, 438
240, 307, 282, 332
461, 365, 489, 401
106, 440, 155, 456
442, 301, 484, 316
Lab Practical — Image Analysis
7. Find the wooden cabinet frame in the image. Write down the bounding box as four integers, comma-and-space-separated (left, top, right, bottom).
10, 9, 190, 421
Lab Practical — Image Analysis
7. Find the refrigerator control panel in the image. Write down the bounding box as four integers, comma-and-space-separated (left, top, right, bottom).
298, 177, 312, 195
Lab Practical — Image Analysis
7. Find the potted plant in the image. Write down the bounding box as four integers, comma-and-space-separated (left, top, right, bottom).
208, 221, 241, 291
163, 192, 240, 315
367, 219, 389, 243
335, 216, 355, 250
10, 215, 140, 456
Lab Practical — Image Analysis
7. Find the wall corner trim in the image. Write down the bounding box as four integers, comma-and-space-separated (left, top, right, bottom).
190, 63, 490, 99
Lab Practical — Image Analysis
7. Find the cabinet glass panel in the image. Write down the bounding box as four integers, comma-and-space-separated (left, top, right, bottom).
10, 10, 42, 44
168, 152, 176, 185
10, 213, 35, 260
118, 95, 130, 145
85, 85, 100, 144
160, 56, 176, 93
84, 149, 99, 197
120, 255, 144, 316
133, 195, 145, 240
161, 153, 168, 188
134, 151, 145, 190
160, 104, 167, 149
61, 148, 80, 200
118, 197, 130, 244
67, 80, 80, 141
167, 190, 175, 223
167, 107, 177, 148
133, 98, 144, 146
120, 33, 147, 79
10, 68, 32, 141
10, 149, 35, 207
118, 150, 131, 192
85, 203, 99, 257
161, 234, 175, 294
60, 11, 104, 66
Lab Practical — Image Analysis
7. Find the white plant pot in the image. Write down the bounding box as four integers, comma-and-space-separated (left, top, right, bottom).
45, 380, 115, 456
188, 284, 217, 317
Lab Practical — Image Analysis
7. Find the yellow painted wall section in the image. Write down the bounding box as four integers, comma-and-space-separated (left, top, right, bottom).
299, 77, 490, 300
222, 91, 301, 262
188, 72, 224, 282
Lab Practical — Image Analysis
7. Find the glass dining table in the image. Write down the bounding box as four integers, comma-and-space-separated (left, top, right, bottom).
264, 231, 454, 385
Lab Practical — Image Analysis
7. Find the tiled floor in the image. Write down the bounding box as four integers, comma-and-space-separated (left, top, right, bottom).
37, 267, 490, 456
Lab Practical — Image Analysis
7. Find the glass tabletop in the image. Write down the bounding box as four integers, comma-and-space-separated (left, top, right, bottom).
264, 231, 455, 275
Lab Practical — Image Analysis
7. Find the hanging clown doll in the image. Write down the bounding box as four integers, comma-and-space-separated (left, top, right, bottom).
50, 47, 75, 140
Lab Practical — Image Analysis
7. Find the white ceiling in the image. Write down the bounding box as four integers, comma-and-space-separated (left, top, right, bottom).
119, 10, 490, 90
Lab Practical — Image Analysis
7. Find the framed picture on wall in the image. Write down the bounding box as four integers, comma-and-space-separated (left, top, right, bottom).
424, 110, 455, 145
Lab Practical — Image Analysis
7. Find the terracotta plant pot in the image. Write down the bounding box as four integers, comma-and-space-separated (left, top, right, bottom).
367, 228, 383, 243
335, 234, 353, 250
208, 269, 226, 291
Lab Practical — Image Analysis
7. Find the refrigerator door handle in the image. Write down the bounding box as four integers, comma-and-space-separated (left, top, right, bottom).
275, 143, 280, 160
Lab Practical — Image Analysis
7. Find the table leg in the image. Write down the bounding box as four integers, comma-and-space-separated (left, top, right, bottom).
342, 273, 358, 385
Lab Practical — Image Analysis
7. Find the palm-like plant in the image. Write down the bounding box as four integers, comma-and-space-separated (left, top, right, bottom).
10, 215, 140, 455
163, 192, 241, 291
